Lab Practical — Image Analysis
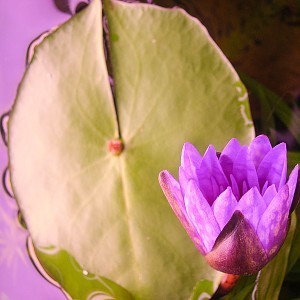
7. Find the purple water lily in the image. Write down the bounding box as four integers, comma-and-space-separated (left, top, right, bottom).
159, 135, 299, 275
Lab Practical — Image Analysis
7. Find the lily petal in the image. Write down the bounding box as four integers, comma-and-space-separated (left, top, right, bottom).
257, 143, 287, 190
263, 184, 277, 207
206, 211, 268, 275
236, 187, 266, 230
181, 142, 202, 179
185, 180, 220, 253
249, 135, 272, 170
287, 164, 299, 209
158, 171, 206, 254
290, 165, 300, 213
212, 187, 237, 230
261, 180, 269, 195
197, 145, 228, 205
257, 185, 290, 257
230, 174, 240, 200
178, 166, 188, 195
219, 138, 242, 181
232, 146, 259, 195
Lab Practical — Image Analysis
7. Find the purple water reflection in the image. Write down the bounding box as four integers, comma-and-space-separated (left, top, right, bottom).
0, 1, 69, 299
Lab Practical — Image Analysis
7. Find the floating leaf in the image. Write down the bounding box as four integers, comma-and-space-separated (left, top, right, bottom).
8, 0, 254, 298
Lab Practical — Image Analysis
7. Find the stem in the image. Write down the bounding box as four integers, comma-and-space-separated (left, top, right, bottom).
210, 274, 240, 299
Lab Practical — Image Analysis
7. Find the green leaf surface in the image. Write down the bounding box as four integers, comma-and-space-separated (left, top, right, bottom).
34, 245, 134, 300
8, 0, 254, 298
189, 280, 214, 300
105, 1, 254, 151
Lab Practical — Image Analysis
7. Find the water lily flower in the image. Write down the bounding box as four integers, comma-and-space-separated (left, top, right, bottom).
159, 135, 299, 275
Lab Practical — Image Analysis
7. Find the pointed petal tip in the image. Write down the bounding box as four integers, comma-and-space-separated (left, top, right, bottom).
222, 137, 242, 151
239, 186, 261, 202
206, 210, 268, 275
197, 145, 229, 203
205, 144, 216, 154
289, 163, 299, 180
197, 145, 215, 161
158, 170, 178, 192
158, 170, 170, 185
290, 164, 300, 212
212, 188, 238, 230
228, 137, 241, 145
274, 141, 287, 153
237, 187, 266, 230
224, 185, 233, 194
257, 141, 287, 190
158, 169, 169, 178
181, 142, 190, 155
287, 164, 299, 186
263, 184, 277, 206
253, 134, 271, 143
181, 142, 202, 169
219, 186, 235, 201
211, 210, 245, 250
182, 141, 195, 150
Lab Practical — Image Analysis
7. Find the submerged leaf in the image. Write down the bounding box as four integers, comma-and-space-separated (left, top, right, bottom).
189, 279, 214, 300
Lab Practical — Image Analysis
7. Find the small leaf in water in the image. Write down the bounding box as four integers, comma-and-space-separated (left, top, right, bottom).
190, 280, 214, 300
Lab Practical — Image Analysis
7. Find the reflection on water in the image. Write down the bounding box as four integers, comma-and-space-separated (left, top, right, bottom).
2, 167, 14, 199
1, 110, 69, 299
0, 0, 69, 298
0, 112, 9, 147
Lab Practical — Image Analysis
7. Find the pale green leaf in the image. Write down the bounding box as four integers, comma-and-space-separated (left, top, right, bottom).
8, 0, 254, 298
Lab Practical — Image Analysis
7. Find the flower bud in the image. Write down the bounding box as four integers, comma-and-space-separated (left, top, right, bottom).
159, 135, 299, 275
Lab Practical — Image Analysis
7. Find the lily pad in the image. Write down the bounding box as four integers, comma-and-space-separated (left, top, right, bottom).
8, 0, 254, 298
